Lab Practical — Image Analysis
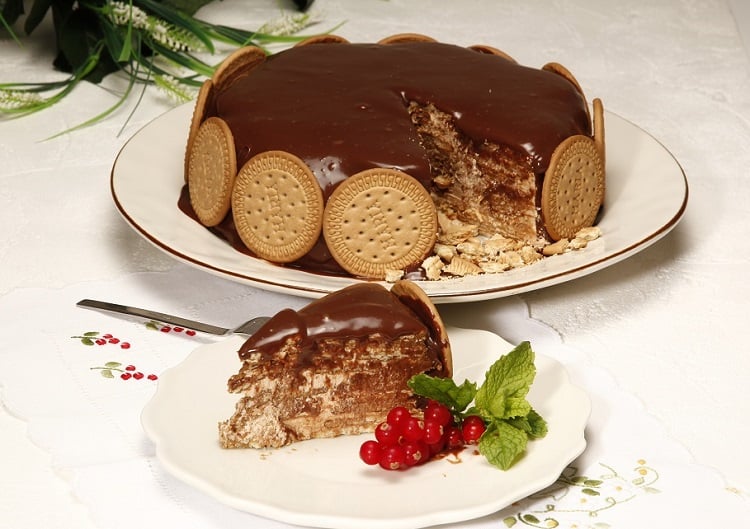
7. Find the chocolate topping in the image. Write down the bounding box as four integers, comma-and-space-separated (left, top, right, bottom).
238, 283, 436, 361
215, 41, 591, 194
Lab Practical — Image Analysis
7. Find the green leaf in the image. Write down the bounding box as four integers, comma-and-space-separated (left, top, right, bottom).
161, 0, 216, 16
526, 408, 548, 438
83, 331, 99, 337
104, 361, 122, 368
23, 0, 53, 35
100, 369, 114, 379
407, 374, 477, 413
81, 337, 94, 346
474, 341, 536, 420
502, 517, 517, 528
478, 420, 528, 470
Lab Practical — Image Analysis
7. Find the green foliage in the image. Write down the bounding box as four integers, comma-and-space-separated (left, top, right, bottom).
0, 0, 329, 134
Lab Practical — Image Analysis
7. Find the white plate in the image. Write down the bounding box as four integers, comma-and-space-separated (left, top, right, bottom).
112, 104, 687, 302
141, 327, 590, 529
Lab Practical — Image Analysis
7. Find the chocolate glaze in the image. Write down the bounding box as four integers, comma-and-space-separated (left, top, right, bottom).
237, 283, 442, 365
184, 40, 592, 276
215, 41, 591, 194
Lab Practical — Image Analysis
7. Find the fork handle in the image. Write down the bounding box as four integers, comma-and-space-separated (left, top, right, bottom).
76, 299, 229, 335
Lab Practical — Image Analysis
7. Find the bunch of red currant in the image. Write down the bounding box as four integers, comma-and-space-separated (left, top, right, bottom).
359, 400, 487, 470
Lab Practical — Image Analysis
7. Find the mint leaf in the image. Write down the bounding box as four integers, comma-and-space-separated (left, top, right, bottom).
526, 408, 548, 439
478, 420, 528, 470
408, 374, 477, 413
474, 341, 535, 419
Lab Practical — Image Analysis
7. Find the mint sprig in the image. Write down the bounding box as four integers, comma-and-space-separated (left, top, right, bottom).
408, 340, 547, 470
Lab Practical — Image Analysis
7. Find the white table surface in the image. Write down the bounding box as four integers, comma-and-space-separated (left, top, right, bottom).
2, 1, 749, 527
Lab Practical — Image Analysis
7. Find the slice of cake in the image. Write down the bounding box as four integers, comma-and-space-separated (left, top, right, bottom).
219, 280, 452, 449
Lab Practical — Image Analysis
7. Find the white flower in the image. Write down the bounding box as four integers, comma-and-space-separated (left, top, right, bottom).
257, 9, 322, 36
0, 89, 44, 110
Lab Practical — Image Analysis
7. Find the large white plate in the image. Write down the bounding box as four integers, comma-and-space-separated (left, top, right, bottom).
112, 104, 687, 302
141, 327, 589, 529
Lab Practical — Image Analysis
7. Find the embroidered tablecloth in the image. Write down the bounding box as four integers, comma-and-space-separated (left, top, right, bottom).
0, 267, 746, 529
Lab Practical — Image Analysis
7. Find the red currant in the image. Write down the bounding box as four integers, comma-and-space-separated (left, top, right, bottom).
185, 330, 196, 336
125, 365, 136, 371
402, 441, 429, 467
423, 420, 444, 445
133, 372, 145, 380
108, 338, 120, 344
379, 445, 406, 470
424, 400, 452, 426
400, 416, 424, 442
174, 327, 184, 333
445, 425, 464, 449
120, 372, 132, 380
462, 415, 487, 444
374, 421, 400, 446
359, 440, 382, 465
160, 326, 171, 333
386, 406, 411, 428
120, 342, 131, 349
147, 374, 158, 381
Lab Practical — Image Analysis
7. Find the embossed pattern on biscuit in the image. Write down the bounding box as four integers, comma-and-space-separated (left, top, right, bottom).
323, 169, 437, 279
231, 151, 324, 263
541, 135, 605, 240
187, 117, 237, 227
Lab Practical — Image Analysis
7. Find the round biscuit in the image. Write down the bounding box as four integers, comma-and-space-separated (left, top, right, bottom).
377, 33, 437, 44
322, 168, 437, 279
593, 97, 606, 167
187, 117, 237, 227
468, 44, 516, 63
184, 79, 215, 181
541, 135, 605, 240
390, 280, 452, 378
212, 46, 266, 92
232, 151, 324, 263
294, 34, 350, 46
543, 62, 590, 124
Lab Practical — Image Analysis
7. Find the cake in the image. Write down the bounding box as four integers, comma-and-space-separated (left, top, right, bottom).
219, 280, 452, 449
184, 34, 605, 280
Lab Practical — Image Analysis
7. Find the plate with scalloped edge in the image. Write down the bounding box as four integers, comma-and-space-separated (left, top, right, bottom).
141, 326, 590, 529
112, 103, 687, 303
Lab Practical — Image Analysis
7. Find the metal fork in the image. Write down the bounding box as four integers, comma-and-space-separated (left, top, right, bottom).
76, 299, 270, 336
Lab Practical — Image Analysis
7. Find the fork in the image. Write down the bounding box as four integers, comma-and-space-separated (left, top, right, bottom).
76, 299, 270, 336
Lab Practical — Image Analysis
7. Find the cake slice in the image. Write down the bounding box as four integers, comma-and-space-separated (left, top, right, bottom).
218, 280, 452, 448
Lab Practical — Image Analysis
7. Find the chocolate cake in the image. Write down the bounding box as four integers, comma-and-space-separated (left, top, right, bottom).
218, 280, 452, 449
185, 34, 605, 279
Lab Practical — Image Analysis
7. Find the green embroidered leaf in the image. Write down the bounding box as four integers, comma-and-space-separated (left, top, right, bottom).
104, 361, 122, 368
582, 488, 600, 496
502, 517, 517, 528
81, 337, 94, 346
583, 479, 603, 487
83, 331, 99, 337
100, 369, 114, 379
521, 514, 540, 524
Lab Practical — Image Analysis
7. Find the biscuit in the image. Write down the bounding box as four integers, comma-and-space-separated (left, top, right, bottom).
212, 46, 266, 92
187, 117, 237, 227
593, 98, 606, 167
294, 34, 350, 46
231, 150, 324, 263
468, 44, 516, 63
543, 62, 589, 123
322, 169, 437, 279
377, 33, 437, 44
541, 135, 605, 240
184, 79, 215, 182
390, 280, 452, 378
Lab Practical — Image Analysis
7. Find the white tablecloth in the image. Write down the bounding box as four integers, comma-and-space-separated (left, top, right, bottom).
2, 1, 749, 528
